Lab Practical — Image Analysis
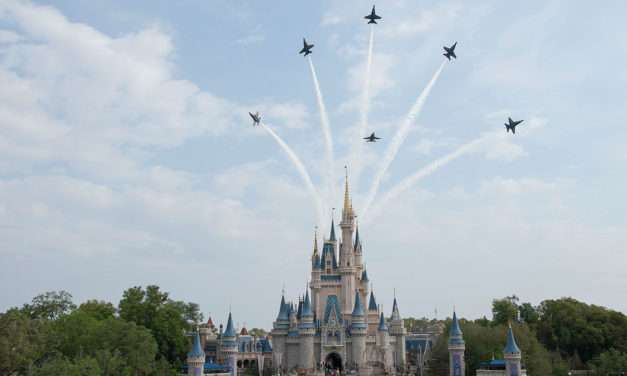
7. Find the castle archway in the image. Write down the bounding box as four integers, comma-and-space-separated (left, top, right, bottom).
324, 352, 343, 373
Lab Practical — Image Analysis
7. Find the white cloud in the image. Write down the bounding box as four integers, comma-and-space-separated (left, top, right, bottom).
0, 29, 21, 43
380, 4, 463, 39
321, 13, 344, 26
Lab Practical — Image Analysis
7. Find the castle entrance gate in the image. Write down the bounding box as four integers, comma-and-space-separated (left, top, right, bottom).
324, 352, 343, 374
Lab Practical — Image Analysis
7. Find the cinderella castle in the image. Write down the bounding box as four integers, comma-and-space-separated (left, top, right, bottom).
183, 176, 528, 376
270, 178, 407, 375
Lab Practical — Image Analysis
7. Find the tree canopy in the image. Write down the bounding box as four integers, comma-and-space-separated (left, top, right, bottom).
0, 287, 201, 376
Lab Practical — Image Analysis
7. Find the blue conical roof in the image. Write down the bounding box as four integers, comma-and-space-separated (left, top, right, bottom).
302, 290, 313, 318
352, 291, 365, 317
378, 312, 388, 331
329, 218, 336, 241
449, 311, 462, 337
296, 296, 303, 319
354, 225, 361, 250
277, 295, 289, 321
223, 312, 236, 338
188, 330, 205, 358
504, 324, 521, 354
368, 291, 377, 311
448, 311, 465, 345
361, 268, 369, 281
391, 297, 401, 321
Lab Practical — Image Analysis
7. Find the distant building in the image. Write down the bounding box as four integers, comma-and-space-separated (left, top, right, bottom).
183, 313, 273, 375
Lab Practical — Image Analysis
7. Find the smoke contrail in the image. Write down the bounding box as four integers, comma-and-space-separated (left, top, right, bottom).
352, 26, 376, 185
307, 56, 335, 203
361, 61, 447, 216
364, 132, 496, 223
261, 123, 324, 226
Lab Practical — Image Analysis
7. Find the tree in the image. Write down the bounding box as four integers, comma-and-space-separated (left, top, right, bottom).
118, 285, 199, 367
536, 298, 627, 363
519, 302, 540, 326
22, 291, 76, 320
249, 328, 268, 337
0, 308, 48, 375
32, 356, 101, 376
78, 300, 116, 321
50, 310, 158, 374
427, 317, 551, 376
492, 295, 519, 325
591, 349, 627, 375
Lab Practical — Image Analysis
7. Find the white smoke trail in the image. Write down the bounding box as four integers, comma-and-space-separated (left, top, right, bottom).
352, 26, 375, 186
261, 123, 324, 226
307, 56, 335, 204
364, 132, 498, 223
361, 61, 447, 216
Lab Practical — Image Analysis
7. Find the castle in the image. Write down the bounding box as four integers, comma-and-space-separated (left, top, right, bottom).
270, 178, 407, 375
182, 176, 527, 376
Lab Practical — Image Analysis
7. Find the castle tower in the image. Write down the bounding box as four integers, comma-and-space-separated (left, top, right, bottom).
221, 312, 238, 376
367, 290, 379, 334
448, 311, 465, 376
311, 230, 322, 317
351, 290, 367, 370
299, 289, 315, 371
354, 224, 363, 275
504, 323, 522, 376
389, 297, 407, 370
271, 295, 289, 374
339, 173, 356, 318
187, 329, 205, 376
377, 311, 392, 370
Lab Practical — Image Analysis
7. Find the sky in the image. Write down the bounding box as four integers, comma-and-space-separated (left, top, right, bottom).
1, 0, 627, 330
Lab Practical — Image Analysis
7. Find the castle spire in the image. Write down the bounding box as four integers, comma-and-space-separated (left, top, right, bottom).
368, 290, 378, 311
313, 226, 319, 253
302, 289, 313, 318
223, 311, 236, 338
329, 216, 336, 241
504, 322, 521, 354
352, 290, 365, 317
354, 222, 361, 250
188, 328, 205, 358
378, 311, 388, 331
343, 166, 352, 217
391, 296, 401, 321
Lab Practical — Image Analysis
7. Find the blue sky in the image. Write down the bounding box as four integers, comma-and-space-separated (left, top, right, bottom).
1, 0, 627, 329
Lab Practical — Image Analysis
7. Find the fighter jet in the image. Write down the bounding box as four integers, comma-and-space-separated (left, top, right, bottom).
364, 132, 381, 142
364, 5, 382, 24
443, 42, 457, 60
299, 39, 314, 57
505, 117, 524, 134
249, 112, 261, 126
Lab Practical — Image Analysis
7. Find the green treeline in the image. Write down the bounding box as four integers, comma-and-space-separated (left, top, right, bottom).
423, 296, 627, 376
0, 286, 201, 376
3, 289, 627, 375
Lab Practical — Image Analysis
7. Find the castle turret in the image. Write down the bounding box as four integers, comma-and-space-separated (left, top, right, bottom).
311, 230, 321, 270
221, 312, 238, 376
377, 311, 392, 371
351, 290, 367, 370
299, 289, 315, 371
339, 173, 356, 319
187, 329, 205, 376
367, 290, 379, 334
448, 311, 465, 376
354, 224, 363, 271
271, 295, 289, 374
504, 323, 522, 376
389, 297, 407, 370
310, 230, 322, 317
